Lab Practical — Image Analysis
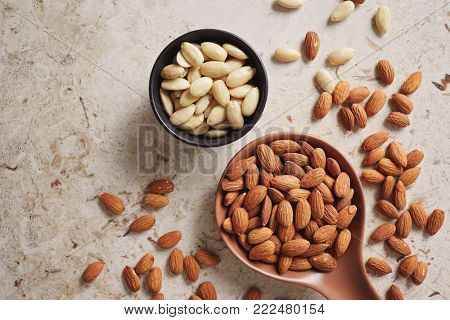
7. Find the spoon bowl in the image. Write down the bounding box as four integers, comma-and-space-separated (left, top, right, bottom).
215, 132, 380, 300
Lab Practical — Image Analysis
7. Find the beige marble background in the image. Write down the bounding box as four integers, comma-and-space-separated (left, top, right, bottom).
0, 0, 449, 300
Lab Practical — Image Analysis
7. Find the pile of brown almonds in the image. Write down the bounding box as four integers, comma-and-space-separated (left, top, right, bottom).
359, 132, 445, 299
221, 139, 357, 274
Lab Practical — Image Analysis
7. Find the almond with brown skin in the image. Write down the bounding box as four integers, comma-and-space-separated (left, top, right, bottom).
289, 257, 312, 271
410, 202, 427, 229
282, 153, 309, 167
334, 172, 350, 198
183, 256, 200, 282
277, 224, 295, 242
311, 148, 326, 169
386, 236, 411, 256
411, 261, 428, 285
232, 207, 249, 233
82, 261, 105, 282
304, 31, 320, 60
426, 209, 445, 236
309, 189, 324, 220
243, 287, 261, 300
237, 234, 252, 251
247, 216, 262, 230
394, 180, 406, 210
189, 294, 202, 300
334, 229, 351, 257
399, 167, 421, 186
226, 159, 249, 181
335, 188, 353, 211
143, 193, 169, 208
346, 86, 370, 104
365, 90, 386, 116
301, 168, 326, 188
222, 217, 233, 233
256, 144, 276, 173
271, 175, 301, 191
157, 231, 182, 249
135, 253, 154, 275
268, 235, 282, 254
332, 80, 350, 105
391, 93, 413, 114
350, 103, 368, 128
376, 200, 400, 219
260, 169, 273, 187
400, 71, 422, 94
366, 257, 392, 275
147, 179, 174, 194
123, 266, 140, 292
299, 140, 315, 156
249, 240, 276, 260
381, 176, 395, 200
100, 193, 124, 215
361, 169, 385, 184
362, 131, 389, 151
338, 107, 355, 131
221, 177, 244, 192
406, 149, 424, 168
243, 185, 267, 210
387, 141, 408, 167
309, 253, 337, 272
128, 214, 156, 233
299, 243, 328, 258
228, 192, 246, 217
198, 282, 217, 300
281, 239, 310, 256
371, 223, 396, 242
316, 183, 334, 204
326, 158, 341, 178
378, 158, 404, 176
387, 284, 404, 300
283, 161, 305, 180
224, 191, 239, 206
376, 59, 395, 85
387, 112, 410, 127
362, 148, 385, 167
398, 255, 418, 277
294, 198, 311, 230
337, 205, 357, 229
313, 224, 337, 244
323, 204, 338, 224
323, 175, 336, 190
278, 255, 292, 274
303, 220, 319, 241
396, 210, 412, 238
245, 163, 259, 190
268, 187, 284, 203
147, 267, 162, 294
248, 227, 273, 244
169, 248, 184, 274
277, 200, 294, 227
270, 140, 301, 155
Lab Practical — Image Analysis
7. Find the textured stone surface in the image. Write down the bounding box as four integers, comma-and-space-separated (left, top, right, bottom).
0, 0, 448, 300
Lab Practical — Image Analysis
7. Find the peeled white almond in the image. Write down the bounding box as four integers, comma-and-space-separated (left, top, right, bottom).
211, 80, 230, 106
276, 0, 304, 9
226, 66, 256, 88
225, 58, 245, 72
274, 46, 301, 63
187, 67, 201, 83
179, 113, 205, 130
229, 84, 254, 98
201, 42, 228, 62
193, 43, 210, 62
330, 1, 355, 22
242, 87, 259, 117
190, 121, 210, 136
200, 61, 231, 78
207, 106, 227, 125
169, 105, 195, 125
160, 89, 173, 116
194, 94, 212, 115
161, 78, 190, 91
190, 77, 213, 97
180, 42, 204, 67
315, 69, 336, 93
222, 44, 248, 60
180, 89, 200, 107
375, 5, 391, 35
176, 51, 191, 68
206, 129, 228, 138
161, 64, 185, 80
226, 101, 244, 130
327, 48, 355, 65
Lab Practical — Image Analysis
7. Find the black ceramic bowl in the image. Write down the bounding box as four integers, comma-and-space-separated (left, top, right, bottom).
149, 29, 268, 148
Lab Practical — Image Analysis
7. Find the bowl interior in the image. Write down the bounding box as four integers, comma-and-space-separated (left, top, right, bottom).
215, 132, 366, 290
149, 29, 268, 148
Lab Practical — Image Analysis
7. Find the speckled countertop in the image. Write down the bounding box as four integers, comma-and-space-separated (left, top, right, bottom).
0, 0, 449, 300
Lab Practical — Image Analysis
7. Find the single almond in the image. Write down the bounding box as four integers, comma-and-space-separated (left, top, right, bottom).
271, 175, 301, 192
100, 193, 124, 215
406, 149, 424, 168
294, 198, 311, 230
314, 92, 332, 119
309, 189, 324, 220
243, 287, 261, 300
147, 267, 162, 294
366, 257, 392, 275
221, 177, 244, 192
256, 144, 276, 173
147, 179, 174, 194
260, 195, 273, 226
222, 217, 233, 233
301, 168, 326, 188
249, 240, 276, 260
337, 205, 357, 229
362, 148, 385, 167
398, 255, 418, 277
332, 80, 350, 105
400, 71, 422, 95
281, 239, 310, 257
393, 180, 406, 210
198, 281, 217, 300
399, 167, 420, 187
135, 253, 154, 275
323, 203, 338, 224
387, 112, 410, 127
123, 266, 140, 292
299, 140, 315, 156
224, 191, 239, 206
303, 220, 319, 241
361, 169, 385, 184
270, 140, 301, 155
289, 257, 312, 271
410, 202, 427, 229
169, 248, 184, 274
391, 93, 413, 114
316, 183, 334, 204
247, 227, 273, 244
387, 284, 404, 300
228, 192, 246, 217
283, 161, 305, 180
378, 158, 404, 176
232, 207, 249, 233
243, 185, 267, 210
278, 255, 293, 274
189, 294, 202, 300
277, 199, 294, 227
326, 158, 341, 178
313, 224, 337, 244
371, 223, 396, 242
299, 243, 329, 258
334, 172, 350, 198
311, 148, 326, 169
365, 90, 386, 117
128, 214, 156, 233
225, 159, 249, 181
152, 293, 164, 300
157, 231, 182, 249
387, 141, 407, 167
381, 176, 395, 200
282, 152, 309, 167
351, 103, 368, 128
426, 209, 445, 236
335, 188, 353, 212
304, 31, 320, 60
82, 261, 104, 282
183, 256, 200, 282
334, 229, 351, 257
260, 169, 273, 187
143, 193, 169, 209
376, 200, 400, 219
386, 236, 411, 256
362, 131, 389, 151
268, 187, 285, 203
278, 224, 296, 243
411, 261, 428, 285
396, 210, 412, 238
376, 59, 395, 85
309, 253, 337, 272
346, 86, 370, 104
338, 107, 355, 131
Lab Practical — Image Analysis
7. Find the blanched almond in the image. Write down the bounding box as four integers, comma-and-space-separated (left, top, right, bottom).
179, 114, 205, 131
327, 48, 355, 66
181, 42, 204, 67
176, 51, 191, 68
201, 42, 227, 62
211, 80, 230, 106
190, 77, 213, 97
180, 89, 200, 107
330, 1, 355, 22
226, 101, 244, 130
194, 94, 212, 115
207, 106, 227, 126
276, 0, 304, 9
223, 44, 248, 60
315, 69, 336, 93
274, 46, 301, 63
242, 87, 260, 116
229, 84, 253, 98
374, 5, 391, 35
169, 105, 195, 125
161, 78, 190, 91
200, 61, 231, 78
161, 64, 185, 79
160, 89, 173, 116
226, 66, 256, 88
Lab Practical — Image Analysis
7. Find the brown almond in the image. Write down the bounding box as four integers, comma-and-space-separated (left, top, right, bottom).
135, 253, 154, 275
396, 210, 412, 238
335, 188, 354, 211
147, 179, 174, 194
82, 261, 104, 282
189, 294, 202, 300
351, 103, 368, 128
387, 112, 410, 127
366, 257, 392, 275
387, 284, 404, 300
198, 281, 217, 300
222, 217, 233, 233
426, 209, 445, 236
406, 149, 424, 168
332, 80, 350, 105
304, 31, 320, 60
260, 196, 273, 226
183, 256, 200, 282
362, 148, 385, 167
268, 235, 282, 254
282, 153, 309, 167
365, 90, 386, 116
387, 141, 408, 167
338, 107, 355, 131
256, 144, 276, 173
334, 172, 350, 198
411, 261, 428, 285
243, 287, 261, 300
147, 267, 162, 294
277, 199, 294, 227
311, 148, 326, 169
299, 243, 328, 258
337, 205, 357, 229
283, 161, 305, 180
277, 223, 295, 243
270, 139, 301, 155
294, 198, 311, 230
398, 255, 418, 277
100, 193, 124, 215
228, 192, 246, 217
386, 236, 411, 256
400, 71, 422, 95
346, 86, 370, 104
309, 189, 324, 220
376, 200, 400, 219
281, 239, 310, 256
243, 185, 267, 210
323, 204, 338, 224
362, 131, 389, 151
381, 176, 395, 200
221, 177, 244, 192
226, 159, 249, 181
410, 202, 427, 229
169, 248, 184, 274
376, 59, 395, 85
313, 224, 337, 244
143, 193, 169, 209
247, 216, 262, 231
399, 167, 421, 186
123, 266, 140, 292
334, 229, 351, 257
393, 180, 406, 210
371, 223, 396, 242
361, 169, 385, 184
326, 158, 341, 178
268, 188, 284, 204
245, 163, 259, 190
157, 231, 182, 249
299, 140, 315, 156
278, 255, 292, 274
260, 169, 273, 187
271, 175, 301, 192
303, 220, 319, 241
378, 158, 404, 176
232, 207, 249, 233
286, 189, 311, 203
289, 257, 312, 271
249, 240, 276, 260
224, 191, 239, 206
309, 253, 337, 272
316, 183, 334, 204
391, 93, 413, 114
248, 227, 273, 244
128, 214, 156, 233
301, 167, 326, 188
237, 234, 252, 251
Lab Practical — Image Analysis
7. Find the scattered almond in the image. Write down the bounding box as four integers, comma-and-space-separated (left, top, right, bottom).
123, 266, 140, 292
143, 193, 169, 208
243, 286, 261, 300
409, 202, 427, 229
426, 209, 445, 236
376, 59, 395, 85
366, 257, 392, 275
387, 112, 410, 127
387, 284, 404, 300
386, 236, 411, 256
332, 80, 350, 104
346, 86, 370, 104
314, 92, 332, 119
398, 255, 418, 277
157, 231, 182, 249
135, 253, 154, 275
169, 248, 184, 274
371, 223, 396, 242
82, 261, 105, 283
362, 131, 389, 151
147, 267, 162, 294
365, 90, 386, 117
100, 193, 124, 215
198, 281, 217, 300
304, 31, 320, 61
399, 167, 420, 187
391, 93, 413, 114
183, 256, 200, 282
406, 149, 424, 168
400, 71, 423, 95
411, 261, 428, 285
396, 210, 412, 239
147, 179, 174, 194
338, 107, 355, 131
128, 214, 156, 233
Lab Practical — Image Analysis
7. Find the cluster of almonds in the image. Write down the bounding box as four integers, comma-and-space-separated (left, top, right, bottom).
160, 41, 260, 138
359, 132, 445, 299
221, 139, 358, 274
